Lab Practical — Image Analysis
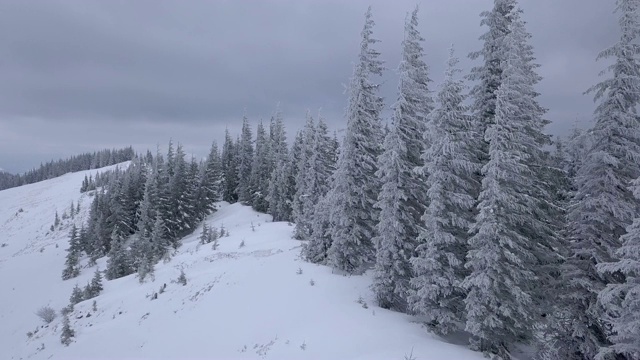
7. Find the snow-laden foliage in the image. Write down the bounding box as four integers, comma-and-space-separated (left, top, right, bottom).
236, 116, 254, 205
327, 7, 385, 274
462, 8, 557, 359
409, 48, 480, 335
373, 7, 433, 312
559, 0, 640, 357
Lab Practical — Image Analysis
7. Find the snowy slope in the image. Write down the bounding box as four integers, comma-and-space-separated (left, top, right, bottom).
0, 165, 483, 360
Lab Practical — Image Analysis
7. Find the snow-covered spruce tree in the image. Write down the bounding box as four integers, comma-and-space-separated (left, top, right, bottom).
268, 110, 294, 222
596, 178, 640, 359
304, 190, 335, 264
558, 0, 640, 357
87, 268, 103, 298
150, 214, 171, 261
222, 129, 239, 203
69, 283, 84, 306
293, 112, 316, 239
564, 123, 592, 183
197, 141, 222, 218
60, 314, 74, 346
236, 116, 254, 204
409, 48, 481, 334
326, 7, 385, 274
467, 0, 518, 164
164, 144, 194, 243
372, 6, 433, 311
300, 116, 338, 257
105, 228, 133, 280
250, 121, 272, 213
462, 9, 557, 358
136, 151, 163, 237
62, 225, 82, 280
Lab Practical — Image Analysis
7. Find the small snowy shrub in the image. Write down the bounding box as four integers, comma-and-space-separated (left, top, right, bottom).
36, 306, 57, 324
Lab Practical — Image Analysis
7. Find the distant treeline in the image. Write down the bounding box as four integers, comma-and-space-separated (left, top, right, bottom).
0, 147, 135, 191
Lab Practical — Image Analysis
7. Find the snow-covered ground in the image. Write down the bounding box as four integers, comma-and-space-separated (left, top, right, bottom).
0, 165, 483, 360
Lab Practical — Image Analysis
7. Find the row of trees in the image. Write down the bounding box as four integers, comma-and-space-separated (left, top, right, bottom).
301, 1, 638, 359
57, 0, 639, 358
0, 147, 135, 191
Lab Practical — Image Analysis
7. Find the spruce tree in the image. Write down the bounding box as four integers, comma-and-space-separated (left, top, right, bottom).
292, 112, 316, 239
596, 181, 640, 359
199, 223, 210, 245
150, 214, 170, 261
299, 117, 337, 251
165, 144, 193, 242
60, 314, 74, 346
88, 268, 103, 298
327, 7, 385, 274
136, 154, 161, 237
236, 116, 254, 204
304, 192, 335, 264
70, 284, 84, 305
197, 141, 222, 219
409, 48, 480, 334
468, 0, 518, 165
462, 8, 557, 358
62, 225, 82, 280
221, 129, 239, 203
372, 7, 433, 311
105, 228, 133, 280
250, 121, 272, 213
559, 0, 640, 357
267, 110, 293, 221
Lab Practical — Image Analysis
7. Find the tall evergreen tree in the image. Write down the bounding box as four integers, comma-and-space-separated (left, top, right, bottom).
105, 228, 133, 280
221, 129, 239, 203
372, 7, 433, 311
327, 7, 385, 274
468, 0, 518, 165
293, 113, 316, 239
197, 141, 222, 219
299, 117, 337, 250
250, 121, 272, 213
268, 110, 293, 221
597, 179, 640, 359
62, 225, 82, 280
559, 0, 640, 358
409, 48, 481, 334
462, 8, 557, 359
236, 116, 254, 204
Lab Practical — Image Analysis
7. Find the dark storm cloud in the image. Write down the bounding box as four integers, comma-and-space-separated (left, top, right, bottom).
0, 0, 618, 173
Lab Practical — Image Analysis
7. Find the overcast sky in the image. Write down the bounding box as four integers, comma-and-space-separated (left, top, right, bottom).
0, 0, 617, 173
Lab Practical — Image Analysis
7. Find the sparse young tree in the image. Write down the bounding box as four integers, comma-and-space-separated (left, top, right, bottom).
70, 284, 84, 306
199, 223, 211, 244
60, 314, 75, 346
86, 268, 103, 298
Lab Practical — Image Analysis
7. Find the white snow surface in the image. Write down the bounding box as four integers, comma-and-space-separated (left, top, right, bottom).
0, 164, 483, 360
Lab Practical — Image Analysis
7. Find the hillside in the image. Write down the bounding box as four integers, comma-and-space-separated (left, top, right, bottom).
0, 165, 483, 360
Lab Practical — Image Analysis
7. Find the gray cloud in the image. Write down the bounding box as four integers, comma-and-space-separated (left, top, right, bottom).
0, 0, 618, 173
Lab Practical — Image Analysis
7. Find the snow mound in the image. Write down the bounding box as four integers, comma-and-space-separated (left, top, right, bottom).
0, 164, 482, 360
